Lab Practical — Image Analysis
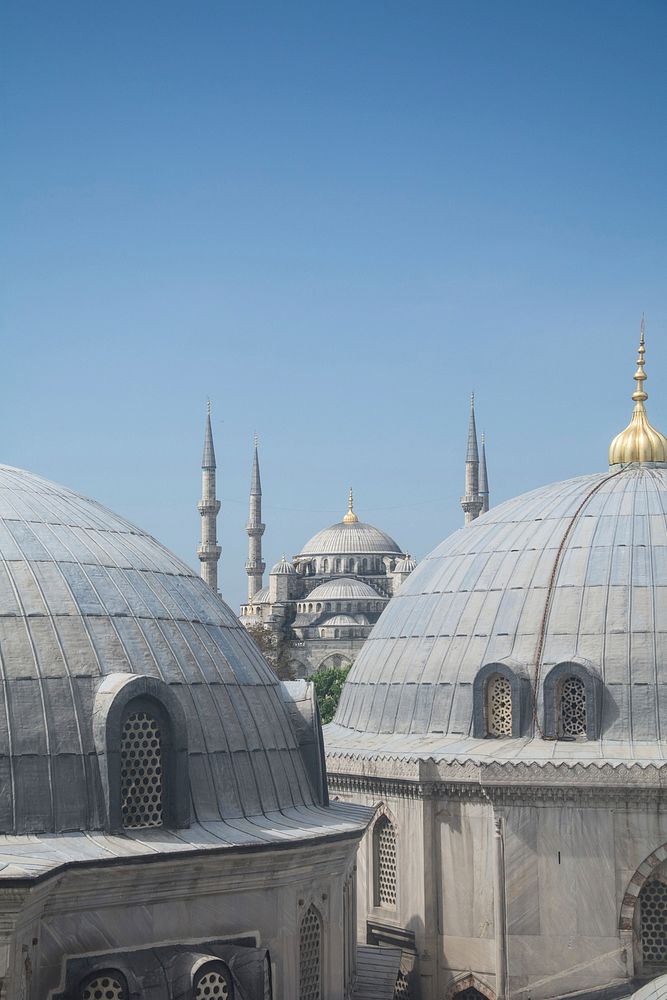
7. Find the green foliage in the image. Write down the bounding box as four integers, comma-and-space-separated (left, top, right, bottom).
312, 664, 352, 724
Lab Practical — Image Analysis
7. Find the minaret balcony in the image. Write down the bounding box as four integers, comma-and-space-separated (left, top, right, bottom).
197, 543, 221, 560
198, 499, 221, 515
246, 523, 266, 536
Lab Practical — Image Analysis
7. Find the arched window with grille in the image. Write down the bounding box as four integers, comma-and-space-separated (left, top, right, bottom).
558, 676, 587, 737
485, 673, 512, 736
299, 904, 322, 1000
120, 706, 165, 829
542, 662, 601, 741
373, 814, 397, 908
81, 971, 127, 1000
194, 961, 234, 999
639, 874, 667, 970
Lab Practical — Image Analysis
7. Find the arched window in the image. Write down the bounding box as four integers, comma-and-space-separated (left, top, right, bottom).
81, 972, 127, 1000
543, 662, 601, 740
373, 814, 397, 907
559, 676, 587, 737
639, 875, 667, 968
486, 674, 512, 737
322, 559, 328, 573
299, 904, 322, 1000
121, 708, 164, 829
335, 558, 341, 572
194, 962, 234, 999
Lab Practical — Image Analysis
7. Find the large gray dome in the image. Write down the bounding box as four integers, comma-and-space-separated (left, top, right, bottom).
299, 519, 402, 556
332, 466, 667, 759
0, 465, 320, 834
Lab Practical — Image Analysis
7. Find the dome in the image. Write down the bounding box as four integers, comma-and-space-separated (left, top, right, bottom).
271, 555, 295, 575
394, 554, 417, 573
307, 577, 384, 602
0, 465, 323, 834
332, 466, 667, 760
300, 521, 402, 556
321, 614, 359, 626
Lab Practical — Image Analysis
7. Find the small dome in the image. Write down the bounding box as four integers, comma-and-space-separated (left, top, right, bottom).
394, 554, 417, 573
321, 614, 359, 626
271, 555, 295, 575
307, 577, 384, 602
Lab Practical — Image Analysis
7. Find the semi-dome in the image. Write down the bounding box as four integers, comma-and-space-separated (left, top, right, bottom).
332, 465, 667, 760
322, 614, 359, 626
0, 465, 330, 835
307, 577, 383, 602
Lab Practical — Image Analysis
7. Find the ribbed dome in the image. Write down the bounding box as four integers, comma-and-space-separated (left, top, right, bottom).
394, 554, 417, 573
307, 577, 384, 601
271, 555, 295, 575
0, 465, 318, 833
322, 614, 359, 626
299, 520, 402, 556
333, 466, 667, 755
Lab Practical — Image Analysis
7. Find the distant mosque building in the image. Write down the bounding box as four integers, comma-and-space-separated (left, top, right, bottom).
196, 399, 490, 679
325, 325, 667, 1000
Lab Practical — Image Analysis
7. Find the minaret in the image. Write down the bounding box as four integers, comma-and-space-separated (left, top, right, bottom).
197, 402, 222, 592
461, 393, 483, 525
246, 434, 266, 600
479, 431, 490, 514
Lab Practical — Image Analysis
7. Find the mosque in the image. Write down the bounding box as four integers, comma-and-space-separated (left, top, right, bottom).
324, 326, 667, 999
197, 400, 489, 678
0, 461, 372, 998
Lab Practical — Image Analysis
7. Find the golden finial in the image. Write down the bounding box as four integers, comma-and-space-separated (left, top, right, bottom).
609, 318, 667, 467
343, 486, 359, 524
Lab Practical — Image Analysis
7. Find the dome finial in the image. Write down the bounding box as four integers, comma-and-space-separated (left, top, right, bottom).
343, 486, 359, 524
609, 318, 667, 467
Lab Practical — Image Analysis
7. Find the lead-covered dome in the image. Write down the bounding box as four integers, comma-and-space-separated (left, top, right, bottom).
333, 466, 667, 756
300, 521, 401, 557
0, 465, 322, 834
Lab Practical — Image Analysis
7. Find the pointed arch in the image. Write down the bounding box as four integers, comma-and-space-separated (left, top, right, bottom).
299, 903, 322, 1000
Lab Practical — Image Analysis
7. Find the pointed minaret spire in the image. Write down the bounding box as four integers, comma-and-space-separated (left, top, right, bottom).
609, 317, 667, 467
246, 434, 266, 600
479, 431, 490, 514
461, 393, 483, 525
197, 402, 222, 592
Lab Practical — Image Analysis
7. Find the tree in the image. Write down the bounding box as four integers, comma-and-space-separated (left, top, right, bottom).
312, 664, 352, 724
244, 622, 296, 680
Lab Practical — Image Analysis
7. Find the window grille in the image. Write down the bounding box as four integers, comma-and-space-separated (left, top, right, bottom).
641, 876, 667, 965
560, 677, 587, 737
394, 971, 411, 999
120, 710, 163, 829
82, 975, 125, 1000
455, 990, 487, 1000
486, 675, 512, 736
299, 904, 322, 1000
374, 816, 397, 907
195, 968, 233, 999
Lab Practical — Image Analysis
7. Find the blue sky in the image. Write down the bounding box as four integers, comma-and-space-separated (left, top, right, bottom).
2, 1, 667, 609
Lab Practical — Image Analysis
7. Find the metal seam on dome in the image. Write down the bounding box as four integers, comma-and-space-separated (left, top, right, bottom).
530, 467, 627, 737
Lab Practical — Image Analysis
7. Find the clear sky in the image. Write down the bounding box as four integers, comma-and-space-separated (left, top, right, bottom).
2, 1, 667, 609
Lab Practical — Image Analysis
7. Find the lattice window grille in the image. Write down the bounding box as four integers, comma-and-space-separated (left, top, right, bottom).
560, 677, 587, 737
82, 976, 125, 1000
641, 876, 667, 965
120, 711, 163, 829
487, 675, 512, 736
195, 969, 232, 999
299, 904, 322, 1000
375, 817, 397, 907
394, 971, 411, 999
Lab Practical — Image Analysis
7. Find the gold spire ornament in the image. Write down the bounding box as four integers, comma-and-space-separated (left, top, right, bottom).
609, 319, 667, 467
343, 487, 359, 524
